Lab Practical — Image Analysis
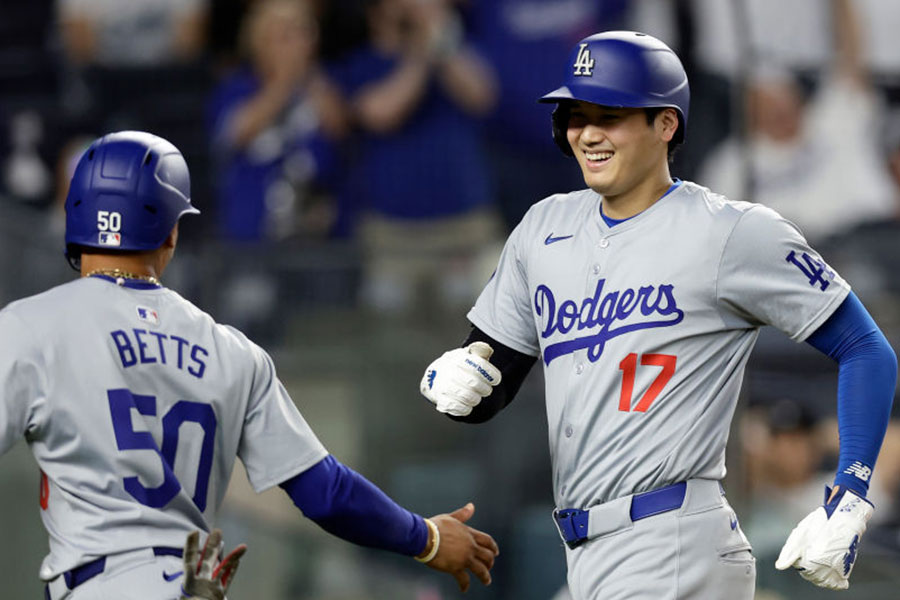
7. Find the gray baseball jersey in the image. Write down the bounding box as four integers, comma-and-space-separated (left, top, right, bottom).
0, 277, 328, 581
468, 181, 848, 510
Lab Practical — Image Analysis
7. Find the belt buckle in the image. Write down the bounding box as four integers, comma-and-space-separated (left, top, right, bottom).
553, 508, 587, 549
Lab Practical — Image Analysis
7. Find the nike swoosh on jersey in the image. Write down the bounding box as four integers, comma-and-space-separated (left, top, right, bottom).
544, 233, 574, 245
162, 570, 184, 582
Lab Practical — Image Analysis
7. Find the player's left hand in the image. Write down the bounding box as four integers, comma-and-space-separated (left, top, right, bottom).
180, 529, 247, 600
775, 486, 873, 590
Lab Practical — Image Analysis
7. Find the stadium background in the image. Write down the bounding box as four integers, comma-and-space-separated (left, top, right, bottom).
1, 0, 900, 598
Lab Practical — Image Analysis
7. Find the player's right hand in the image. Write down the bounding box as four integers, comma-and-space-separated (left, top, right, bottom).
180, 529, 247, 600
422, 503, 500, 592
420, 342, 501, 416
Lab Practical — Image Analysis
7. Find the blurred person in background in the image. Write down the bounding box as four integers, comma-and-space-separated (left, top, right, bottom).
206, 0, 346, 338
697, 0, 895, 245
852, 0, 900, 105
207, 1, 369, 75
659, 0, 832, 79
740, 398, 828, 599
810, 108, 900, 319
331, 0, 500, 315
741, 400, 828, 558
590, 0, 900, 189
207, 0, 345, 243
57, 0, 208, 68
624, 0, 839, 183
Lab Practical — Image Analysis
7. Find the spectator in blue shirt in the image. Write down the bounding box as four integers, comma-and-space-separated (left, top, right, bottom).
208, 0, 345, 243
332, 0, 501, 313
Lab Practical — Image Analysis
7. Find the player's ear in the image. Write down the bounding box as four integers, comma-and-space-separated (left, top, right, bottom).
161, 223, 179, 250
155, 224, 179, 276
656, 108, 679, 143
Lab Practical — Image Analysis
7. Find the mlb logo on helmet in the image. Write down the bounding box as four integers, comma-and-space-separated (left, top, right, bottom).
99, 232, 121, 246
136, 306, 160, 326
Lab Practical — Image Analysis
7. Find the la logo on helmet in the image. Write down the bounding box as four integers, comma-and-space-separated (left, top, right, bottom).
573, 43, 595, 76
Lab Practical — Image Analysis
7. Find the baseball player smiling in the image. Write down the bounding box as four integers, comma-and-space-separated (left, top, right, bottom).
421, 31, 897, 598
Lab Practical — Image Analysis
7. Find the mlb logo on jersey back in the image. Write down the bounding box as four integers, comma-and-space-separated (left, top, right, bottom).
136, 306, 160, 326
98, 232, 121, 246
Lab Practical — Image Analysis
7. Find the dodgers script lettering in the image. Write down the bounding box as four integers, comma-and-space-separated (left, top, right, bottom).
535, 279, 684, 365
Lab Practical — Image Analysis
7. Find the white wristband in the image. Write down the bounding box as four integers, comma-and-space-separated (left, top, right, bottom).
415, 518, 440, 564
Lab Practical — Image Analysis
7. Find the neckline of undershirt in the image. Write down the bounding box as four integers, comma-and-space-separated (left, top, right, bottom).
600, 178, 682, 227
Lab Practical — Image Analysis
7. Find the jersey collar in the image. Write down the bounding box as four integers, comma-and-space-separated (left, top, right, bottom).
596, 179, 683, 233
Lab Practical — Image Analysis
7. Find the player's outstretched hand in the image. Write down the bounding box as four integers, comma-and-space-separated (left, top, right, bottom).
180, 529, 248, 600
420, 503, 500, 593
775, 486, 873, 590
420, 342, 501, 417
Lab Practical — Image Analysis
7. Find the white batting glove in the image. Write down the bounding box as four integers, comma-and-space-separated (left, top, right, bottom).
420, 342, 501, 417
180, 529, 247, 600
775, 486, 873, 590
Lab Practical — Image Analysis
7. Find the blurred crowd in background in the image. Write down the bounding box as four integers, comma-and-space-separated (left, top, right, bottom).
1, 0, 900, 598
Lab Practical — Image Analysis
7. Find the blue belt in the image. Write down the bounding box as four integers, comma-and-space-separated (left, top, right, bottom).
553, 481, 688, 549
44, 546, 182, 598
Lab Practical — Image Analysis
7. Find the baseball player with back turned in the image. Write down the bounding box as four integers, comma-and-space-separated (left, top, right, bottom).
0, 131, 499, 599
420, 31, 898, 599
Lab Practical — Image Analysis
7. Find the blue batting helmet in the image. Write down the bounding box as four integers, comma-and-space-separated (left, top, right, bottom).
64, 131, 199, 268
539, 31, 690, 156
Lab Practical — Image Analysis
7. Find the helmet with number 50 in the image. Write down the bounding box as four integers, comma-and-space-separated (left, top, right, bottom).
539, 31, 690, 156
64, 131, 199, 269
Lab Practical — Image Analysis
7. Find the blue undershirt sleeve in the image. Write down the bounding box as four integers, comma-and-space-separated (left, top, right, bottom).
278, 455, 429, 556
805, 292, 898, 497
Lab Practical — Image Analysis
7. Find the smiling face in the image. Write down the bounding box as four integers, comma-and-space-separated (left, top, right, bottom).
565, 101, 678, 205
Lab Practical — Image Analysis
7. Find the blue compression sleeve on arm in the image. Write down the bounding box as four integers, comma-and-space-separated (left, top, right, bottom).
279, 455, 429, 556
805, 292, 897, 497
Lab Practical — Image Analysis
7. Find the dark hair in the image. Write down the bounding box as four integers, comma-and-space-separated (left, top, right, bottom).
644, 107, 681, 161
